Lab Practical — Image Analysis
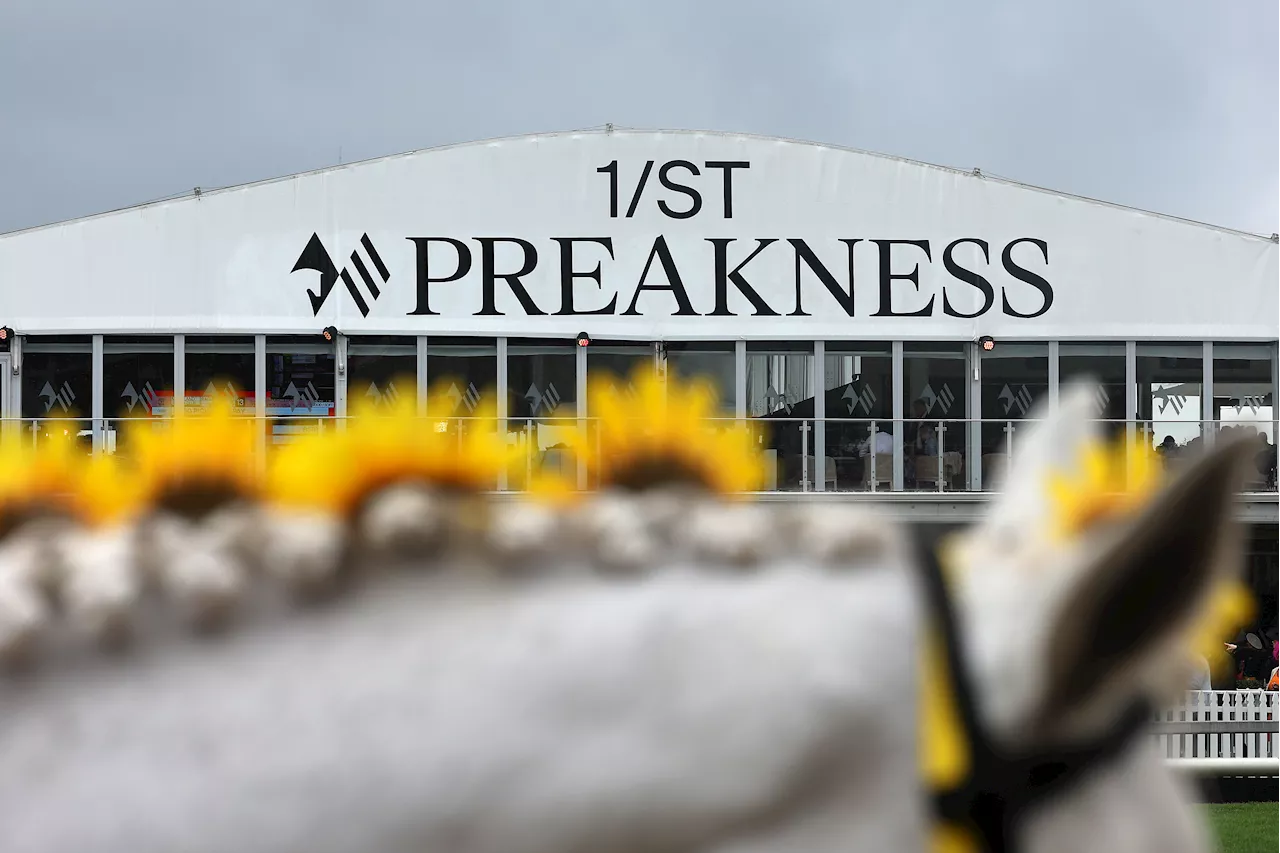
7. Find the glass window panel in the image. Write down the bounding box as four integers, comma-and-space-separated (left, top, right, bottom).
586, 342, 653, 395
1136, 344, 1202, 453
747, 342, 812, 417
266, 351, 335, 445
823, 343, 891, 492
506, 341, 578, 491
904, 345, 969, 491
186, 336, 255, 414
979, 344, 1048, 489
664, 342, 735, 413
103, 348, 175, 456
1213, 343, 1274, 489
349, 353, 416, 412
21, 349, 92, 452
748, 342, 814, 491
507, 341, 577, 422
426, 339, 497, 416
583, 342, 654, 490
426, 339, 499, 490
1060, 344, 1126, 439
104, 352, 174, 420
980, 346, 1049, 422
1213, 344, 1274, 436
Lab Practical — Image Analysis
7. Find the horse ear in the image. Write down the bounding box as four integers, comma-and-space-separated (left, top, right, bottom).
1035, 436, 1255, 730
969, 380, 1099, 547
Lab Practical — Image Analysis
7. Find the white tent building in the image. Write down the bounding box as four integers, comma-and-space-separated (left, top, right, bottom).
0, 130, 1275, 520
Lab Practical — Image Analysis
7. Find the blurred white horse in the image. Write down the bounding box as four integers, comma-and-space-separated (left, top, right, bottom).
0, 383, 1247, 853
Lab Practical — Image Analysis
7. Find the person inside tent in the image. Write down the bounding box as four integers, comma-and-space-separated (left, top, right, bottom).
1255, 431, 1277, 489
859, 420, 893, 459
1238, 631, 1272, 682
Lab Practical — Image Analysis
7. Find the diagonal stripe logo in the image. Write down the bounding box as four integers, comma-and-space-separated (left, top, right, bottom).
120, 380, 162, 414
39, 380, 77, 413
919, 383, 955, 416
937, 384, 955, 413
446, 382, 483, 414
998, 384, 1035, 416
364, 380, 403, 407
292, 233, 390, 317
1094, 385, 1111, 415
842, 383, 877, 415
1240, 395, 1266, 415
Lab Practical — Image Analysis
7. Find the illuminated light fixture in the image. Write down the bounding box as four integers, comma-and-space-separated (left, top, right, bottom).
322, 326, 339, 342
978, 336, 996, 352
576, 332, 591, 348
0, 326, 12, 342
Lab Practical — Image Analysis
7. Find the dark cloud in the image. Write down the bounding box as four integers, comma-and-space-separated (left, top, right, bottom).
1, 0, 1274, 234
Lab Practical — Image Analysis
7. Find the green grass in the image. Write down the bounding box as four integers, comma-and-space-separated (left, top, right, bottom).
1204, 802, 1278, 853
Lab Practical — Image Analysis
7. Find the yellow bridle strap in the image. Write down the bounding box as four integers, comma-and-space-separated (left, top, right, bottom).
920, 537, 981, 853
921, 627, 981, 853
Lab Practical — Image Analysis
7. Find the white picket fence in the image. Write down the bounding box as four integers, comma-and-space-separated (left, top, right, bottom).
1157, 691, 1278, 776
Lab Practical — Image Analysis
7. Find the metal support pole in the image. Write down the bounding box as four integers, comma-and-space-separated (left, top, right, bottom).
496, 337, 508, 491
1047, 340, 1059, 414
576, 341, 588, 491
525, 418, 534, 489
734, 340, 746, 422
416, 336, 429, 417
869, 419, 878, 493
1271, 342, 1278, 468
968, 344, 982, 491
800, 420, 810, 492
9, 335, 21, 420
254, 334, 267, 471
936, 421, 945, 492
1201, 341, 1213, 446
91, 334, 103, 454
891, 341, 904, 491
173, 334, 185, 416
334, 333, 348, 421
1125, 341, 1137, 446
813, 340, 825, 492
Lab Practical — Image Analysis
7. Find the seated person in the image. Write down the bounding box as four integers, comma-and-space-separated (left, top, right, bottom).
858, 423, 893, 458
914, 418, 939, 458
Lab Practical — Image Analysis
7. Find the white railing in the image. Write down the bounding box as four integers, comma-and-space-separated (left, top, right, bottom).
2, 414, 1276, 495
1158, 690, 1279, 775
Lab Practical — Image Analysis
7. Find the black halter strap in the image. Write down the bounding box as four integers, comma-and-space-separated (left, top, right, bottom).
913, 531, 1153, 853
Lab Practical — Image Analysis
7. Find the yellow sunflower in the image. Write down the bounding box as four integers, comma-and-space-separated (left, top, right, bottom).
68, 451, 148, 527
267, 423, 357, 515
0, 422, 82, 536
417, 383, 516, 491
1045, 434, 1162, 541
267, 384, 516, 517
568, 365, 765, 495
127, 397, 261, 516
1187, 580, 1255, 663
1047, 434, 1255, 674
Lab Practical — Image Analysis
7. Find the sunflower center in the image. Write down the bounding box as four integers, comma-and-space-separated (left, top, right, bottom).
603, 453, 715, 493
153, 479, 250, 520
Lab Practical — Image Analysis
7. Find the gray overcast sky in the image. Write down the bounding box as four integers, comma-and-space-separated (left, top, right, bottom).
1, 0, 1275, 235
